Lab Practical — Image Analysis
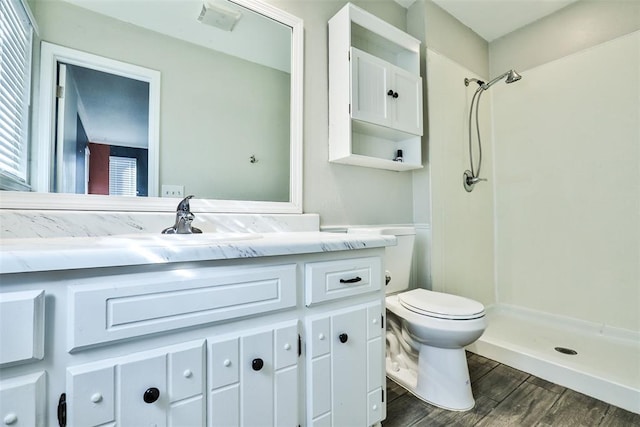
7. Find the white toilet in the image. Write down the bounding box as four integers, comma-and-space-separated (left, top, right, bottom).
349, 226, 486, 411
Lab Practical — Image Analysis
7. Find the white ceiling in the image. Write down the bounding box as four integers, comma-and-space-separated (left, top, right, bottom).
400, 0, 579, 42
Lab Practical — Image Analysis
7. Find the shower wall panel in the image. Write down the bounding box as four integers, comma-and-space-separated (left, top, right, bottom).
492, 32, 640, 332
425, 49, 496, 307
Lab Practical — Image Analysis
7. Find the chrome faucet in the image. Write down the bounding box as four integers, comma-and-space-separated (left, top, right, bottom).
162, 195, 203, 234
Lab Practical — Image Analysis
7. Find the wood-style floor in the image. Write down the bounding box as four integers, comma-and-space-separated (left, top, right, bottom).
383, 352, 640, 426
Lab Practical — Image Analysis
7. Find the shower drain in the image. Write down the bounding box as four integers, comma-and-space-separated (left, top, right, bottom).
554, 346, 578, 355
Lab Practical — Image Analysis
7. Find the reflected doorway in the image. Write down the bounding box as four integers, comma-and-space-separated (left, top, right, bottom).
54, 63, 150, 196
39, 41, 160, 196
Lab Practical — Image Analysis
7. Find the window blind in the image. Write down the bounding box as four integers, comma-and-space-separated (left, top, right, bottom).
109, 156, 137, 196
0, 0, 33, 189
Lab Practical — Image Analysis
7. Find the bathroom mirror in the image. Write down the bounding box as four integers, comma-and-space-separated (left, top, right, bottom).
3, 0, 303, 213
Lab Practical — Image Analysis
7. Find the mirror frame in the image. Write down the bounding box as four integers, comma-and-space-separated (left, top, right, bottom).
1, 0, 303, 214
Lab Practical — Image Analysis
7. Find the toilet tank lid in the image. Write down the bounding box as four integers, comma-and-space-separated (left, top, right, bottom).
399, 288, 485, 320
347, 226, 415, 236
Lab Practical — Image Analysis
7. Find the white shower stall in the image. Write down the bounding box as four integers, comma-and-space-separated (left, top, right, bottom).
425, 31, 640, 413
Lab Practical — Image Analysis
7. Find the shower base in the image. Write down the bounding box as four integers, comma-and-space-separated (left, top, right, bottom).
466, 304, 640, 414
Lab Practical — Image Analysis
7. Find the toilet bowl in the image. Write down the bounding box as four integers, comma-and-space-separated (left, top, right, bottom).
386, 289, 486, 410
348, 226, 487, 411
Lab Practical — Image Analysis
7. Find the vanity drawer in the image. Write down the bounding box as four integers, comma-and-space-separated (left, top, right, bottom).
69, 264, 297, 351
305, 257, 382, 305
0, 290, 45, 366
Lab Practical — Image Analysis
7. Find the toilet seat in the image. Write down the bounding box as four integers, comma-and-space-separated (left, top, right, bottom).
398, 289, 485, 320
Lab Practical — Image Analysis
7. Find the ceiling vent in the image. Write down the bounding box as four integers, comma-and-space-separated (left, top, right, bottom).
197, 1, 242, 32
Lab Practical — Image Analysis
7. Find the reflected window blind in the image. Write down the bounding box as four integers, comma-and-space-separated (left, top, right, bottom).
109, 156, 137, 196
0, 0, 33, 187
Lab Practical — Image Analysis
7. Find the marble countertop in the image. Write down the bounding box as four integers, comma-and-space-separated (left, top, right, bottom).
0, 231, 396, 274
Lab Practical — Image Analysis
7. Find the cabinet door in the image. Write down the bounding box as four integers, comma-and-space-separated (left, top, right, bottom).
351, 48, 391, 127
67, 340, 205, 427
209, 321, 299, 427
332, 306, 368, 426
241, 330, 274, 426
306, 301, 384, 426
67, 365, 115, 426
119, 354, 167, 427
350, 47, 423, 137
0, 372, 46, 427
390, 68, 423, 135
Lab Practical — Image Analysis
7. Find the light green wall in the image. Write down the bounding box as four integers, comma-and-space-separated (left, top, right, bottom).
409, 0, 488, 78
407, 0, 488, 230
271, 0, 414, 226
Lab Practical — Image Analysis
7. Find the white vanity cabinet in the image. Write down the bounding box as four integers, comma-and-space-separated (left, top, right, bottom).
0, 237, 389, 427
329, 3, 423, 171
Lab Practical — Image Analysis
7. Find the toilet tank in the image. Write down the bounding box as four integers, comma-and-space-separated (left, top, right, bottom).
347, 226, 416, 294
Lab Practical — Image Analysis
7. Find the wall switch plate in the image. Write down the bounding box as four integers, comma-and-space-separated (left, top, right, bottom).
161, 185, 184, 198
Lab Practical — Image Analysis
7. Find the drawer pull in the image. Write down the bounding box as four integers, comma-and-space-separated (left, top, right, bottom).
252, 358, 264, 371
339, 276, 362, 284
143, 387, 160, 404
339, 333, 349, 343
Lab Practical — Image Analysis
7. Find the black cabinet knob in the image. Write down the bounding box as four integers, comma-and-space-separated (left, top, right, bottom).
339, 333, 348, 343
252, 358, 264, 371
387, 90, 394, 96
392, 92, 399, 98
143, 387, 160, 404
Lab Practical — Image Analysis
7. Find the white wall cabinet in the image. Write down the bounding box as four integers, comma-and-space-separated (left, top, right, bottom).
0, 249, 385, 427
329, 3, 423, 171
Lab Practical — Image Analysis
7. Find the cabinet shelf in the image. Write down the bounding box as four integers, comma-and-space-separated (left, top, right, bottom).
330, 154, 422, 172
329, 3, 423, 172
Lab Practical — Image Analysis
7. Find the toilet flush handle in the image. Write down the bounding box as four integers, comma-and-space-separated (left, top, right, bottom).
385, 270, 391, 286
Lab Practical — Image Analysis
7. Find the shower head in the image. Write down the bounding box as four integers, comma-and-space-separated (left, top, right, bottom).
505, 69, 522, 84
482, 69, 522, 90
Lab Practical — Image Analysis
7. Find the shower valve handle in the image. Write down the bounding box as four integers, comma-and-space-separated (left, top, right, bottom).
466, 175, 487, 185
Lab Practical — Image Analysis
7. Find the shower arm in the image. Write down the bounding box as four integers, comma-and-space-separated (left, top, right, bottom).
466, 70, 513, 91
481, 70, 511, 90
